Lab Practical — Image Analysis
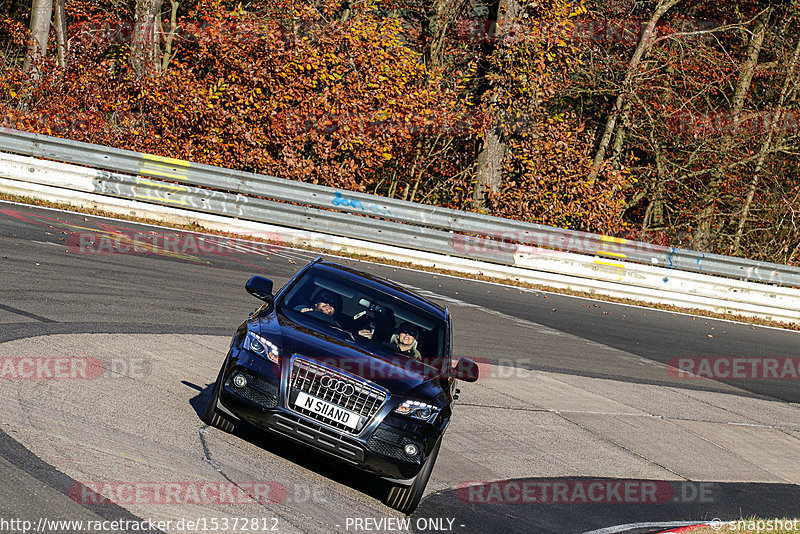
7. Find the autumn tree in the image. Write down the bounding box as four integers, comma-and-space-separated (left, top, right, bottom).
2, 0, 800, 261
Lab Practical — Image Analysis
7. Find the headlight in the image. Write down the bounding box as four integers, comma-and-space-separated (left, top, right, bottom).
244, 331, 280, 364
394, 400, 440, 422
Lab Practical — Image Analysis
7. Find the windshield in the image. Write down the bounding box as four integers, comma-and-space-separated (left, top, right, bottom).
277, 267, 447, 364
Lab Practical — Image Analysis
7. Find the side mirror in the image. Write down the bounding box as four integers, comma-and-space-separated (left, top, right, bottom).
446, 357, 479, 382
245, 276, 273, 302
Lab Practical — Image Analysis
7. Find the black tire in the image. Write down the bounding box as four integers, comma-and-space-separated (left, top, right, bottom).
201, 365, 235, 433
384, 437, 441, 514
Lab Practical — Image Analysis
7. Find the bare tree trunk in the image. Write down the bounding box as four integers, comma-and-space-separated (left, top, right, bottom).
472, 0, 520, 209
426, 0, 465, 69
694, 9, 770, 251
644, 126, 668, 230
588, 0, 679, 184
53, 0, 66, 68
473, 125, 506, 207
732, 34, 800, 254
23, 0, 53, 76
731, 9, 771, 123
161, 0, 179, 70
132, 0, 164, 77
610, 100, 631, 170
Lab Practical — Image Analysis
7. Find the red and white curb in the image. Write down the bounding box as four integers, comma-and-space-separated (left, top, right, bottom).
655, 524, 709, 533
583, 521, 712, 534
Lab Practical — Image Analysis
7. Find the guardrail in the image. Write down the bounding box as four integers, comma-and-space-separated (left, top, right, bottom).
1, 126, 799, 289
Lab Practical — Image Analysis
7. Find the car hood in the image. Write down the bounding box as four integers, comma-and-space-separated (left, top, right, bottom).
256, 312, 442, 397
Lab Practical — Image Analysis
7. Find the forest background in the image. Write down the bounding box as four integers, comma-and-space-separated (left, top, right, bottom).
1, 0, 799, 264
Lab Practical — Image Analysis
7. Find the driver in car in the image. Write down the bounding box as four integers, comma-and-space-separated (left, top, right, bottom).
297, 290, 342, 318
384, 322, 422, 360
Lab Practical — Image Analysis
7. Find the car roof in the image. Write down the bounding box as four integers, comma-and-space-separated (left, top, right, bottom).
310, 260, 447, 317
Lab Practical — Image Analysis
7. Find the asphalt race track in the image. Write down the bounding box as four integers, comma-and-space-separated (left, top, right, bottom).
1, 201, 800, 534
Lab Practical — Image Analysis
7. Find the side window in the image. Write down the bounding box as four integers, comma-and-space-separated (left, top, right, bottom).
283, 279, 316, 311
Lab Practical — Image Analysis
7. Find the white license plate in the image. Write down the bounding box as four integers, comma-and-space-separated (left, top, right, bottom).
294, 392, 360, 429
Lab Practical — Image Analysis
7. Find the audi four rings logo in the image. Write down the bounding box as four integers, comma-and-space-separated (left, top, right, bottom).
319, 375, 356, 396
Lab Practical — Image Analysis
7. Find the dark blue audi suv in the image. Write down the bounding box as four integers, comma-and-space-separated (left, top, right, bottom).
202, 258, 479, 514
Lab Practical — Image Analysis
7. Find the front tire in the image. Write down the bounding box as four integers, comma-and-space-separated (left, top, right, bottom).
201, 365, 235, 433
384, 437, 441, 514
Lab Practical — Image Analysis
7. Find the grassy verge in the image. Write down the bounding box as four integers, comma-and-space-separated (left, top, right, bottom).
2, 190, 798, 332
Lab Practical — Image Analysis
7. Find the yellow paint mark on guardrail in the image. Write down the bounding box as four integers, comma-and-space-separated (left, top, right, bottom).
594, 260, 625, 269
601, 235, 627, 244
141, 165, 189, 181
597, 250, 627, 258
142, 154, 191, 181
143, 153, 192, 168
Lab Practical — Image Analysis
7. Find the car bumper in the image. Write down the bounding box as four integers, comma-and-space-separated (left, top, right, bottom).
216, 350, 441, 482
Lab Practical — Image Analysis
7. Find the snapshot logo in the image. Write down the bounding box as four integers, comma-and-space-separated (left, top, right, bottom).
714, 518, 800, 532
0, 357, 151, 380
456, 480, 716, 504
69, 481, 287, 505
667, 357, 800, 380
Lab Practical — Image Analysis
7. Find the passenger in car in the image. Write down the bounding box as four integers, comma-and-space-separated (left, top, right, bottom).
384, 322, 422, 360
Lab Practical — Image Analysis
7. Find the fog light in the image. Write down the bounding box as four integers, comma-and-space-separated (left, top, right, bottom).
233, 374, 247, 388
404, 444, 419, 457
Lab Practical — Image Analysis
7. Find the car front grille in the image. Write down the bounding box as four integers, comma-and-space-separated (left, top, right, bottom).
289, 357, 387, 435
